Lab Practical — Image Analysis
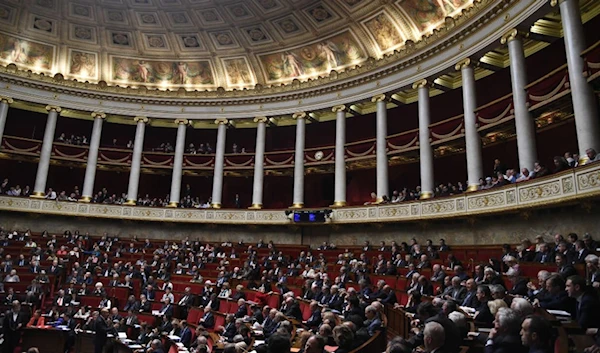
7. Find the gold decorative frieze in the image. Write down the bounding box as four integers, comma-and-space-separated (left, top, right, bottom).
0, 164, 599, 224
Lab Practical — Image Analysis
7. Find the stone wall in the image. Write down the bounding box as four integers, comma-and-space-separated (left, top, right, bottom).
1, 201, 598, 246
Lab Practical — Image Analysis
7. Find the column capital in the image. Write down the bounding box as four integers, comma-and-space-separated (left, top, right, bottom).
175, 118, 190, 125
500, 28, 523, 44
134, 116, 149, 123
454, 58, 472, 71
292, 112, 306, 120
215, 118, 229, 125
412, 79, 429, 90
371, 94, 387, 103
91, 112, 106, 119
332, 105, 346, 113
254, 116, 268, 123
0, 96, 13, 104
45, 105, 61, 113
550, 0, 564, 7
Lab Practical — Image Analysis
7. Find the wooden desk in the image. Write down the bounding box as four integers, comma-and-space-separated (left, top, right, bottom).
21, 327, 67, 353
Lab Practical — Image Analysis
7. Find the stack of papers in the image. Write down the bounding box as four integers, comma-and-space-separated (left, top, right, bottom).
547, 310, 571, 317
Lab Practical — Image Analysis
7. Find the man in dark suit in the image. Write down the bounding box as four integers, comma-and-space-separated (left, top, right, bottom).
520, 316, 553, 353
142, 285, 156, 301
199, 307, 215, 329
461, 279, 480, 308
444, 277, 466, 303
94, 308, 114, 353
178, 287, 195, 318
566, 275, 600, 329
424, 321, 447, 353
159, 298, 174, 317
235, 299, 248, 319
2, 300, 25, 353
380, 285, 398, 305
533, 244, 554, 264
139, 294, 151, 313
573, 241, 591, 264
304, 300, 322, 328
407, 302, 461, 353
364, 305, 382, 336
64, 312, 78, 353
507, 275, 529, 297
556, 254, 577, 279
284, 297, 303, 321
180, 320, 193, 348
536, 275, 576, 315
124, 295, 140, 312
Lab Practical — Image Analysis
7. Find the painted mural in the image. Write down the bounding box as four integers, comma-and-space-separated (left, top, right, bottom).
222, 57, 254, 86
259, 30, 365, 83
68, 50, 97, 79
397, 0, 473, 33
363, 12, 405, 54
111, 57, 215, 86
0, 32, 54, 71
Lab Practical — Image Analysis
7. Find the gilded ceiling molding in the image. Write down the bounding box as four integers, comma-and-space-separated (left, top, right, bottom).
175, 118, 190, 125
254, 117, 268, 123
215, 118, 229, 125
134, 116, 149, 123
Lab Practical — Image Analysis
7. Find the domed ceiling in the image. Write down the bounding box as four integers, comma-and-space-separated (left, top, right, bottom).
0, 0, 475, 91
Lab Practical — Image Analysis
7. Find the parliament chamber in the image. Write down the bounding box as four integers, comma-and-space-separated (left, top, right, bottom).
0, 0, 600, 353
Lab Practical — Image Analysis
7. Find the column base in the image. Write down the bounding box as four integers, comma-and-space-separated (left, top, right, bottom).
289, 203, 304, 209
211, 203, 222, 209
124, 199, 137, 206
248, 203, 262, 209
78, 196, 91, 203
330, 201, 346, 207
30, 192, 45, 199
167, 201, 178, 208
466, 184, 480, 192
420, 192, 433, 200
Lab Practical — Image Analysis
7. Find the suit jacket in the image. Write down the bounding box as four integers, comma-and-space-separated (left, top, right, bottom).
461, 290, 480, 308
180, 326, 192, 347
447, 287, 467, 302
178, 294, 195, 307
576, 291, 600, 329
285, 303, 303, 321
159, 304, 173, 317
223, 321, 237, 340
139, 300, 151, 313
235, 304, 248, 319
533, 252, 554, 264
94, 316, 110, 347
327, 294, 343, 311
574, 249, 591, 264
366, 318, 382, 336
142, 289, 156, 301
558, 265, 577, 279
124, 301, 140, 312
508, 278, 529, 297
125, 315, 139, 326
306, 309, 322, 327
381, 291, 397, 305
200, 312, 215, 329
539, 291, 576, 315
484, 333, 528, 353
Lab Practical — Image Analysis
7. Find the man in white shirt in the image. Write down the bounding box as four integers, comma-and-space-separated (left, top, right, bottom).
45, 188, 57, 200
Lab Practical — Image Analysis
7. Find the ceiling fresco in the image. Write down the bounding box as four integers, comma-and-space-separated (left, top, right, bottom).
0, 0, 475, 91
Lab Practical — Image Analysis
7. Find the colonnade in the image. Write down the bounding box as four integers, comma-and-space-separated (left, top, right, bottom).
0, 0, 596, 206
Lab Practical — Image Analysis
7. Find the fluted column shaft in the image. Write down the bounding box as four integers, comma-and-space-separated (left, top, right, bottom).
291, 112, 306, 208
211, 119, 228, 208
333, 106, 347, 206
456, 59, 483, 191
373, 95, 389, 201
415, 81, 434, 199
168, 119, 189, 207
81, 112, 106, 201
250, 117, 267, 209
125, 117, 148, 204
558, 0, 600, 158
0, 97, 13, 144
32, 106, 60, 197
503, 30, 537, 171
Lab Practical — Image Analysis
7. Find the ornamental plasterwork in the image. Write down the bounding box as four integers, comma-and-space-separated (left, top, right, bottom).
0, 0, 529, 105
1, 165, 599, 224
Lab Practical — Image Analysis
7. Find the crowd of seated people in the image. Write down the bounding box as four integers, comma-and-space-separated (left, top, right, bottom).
366, 149, 600, 204
1, 227, 600, 353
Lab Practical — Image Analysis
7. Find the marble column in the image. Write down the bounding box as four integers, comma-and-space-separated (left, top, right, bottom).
168, 118, 189, 207
250, 117, 267, 209
291, 112, 306, 208
455, 59, 483, 191
125, 117, 148, 205
0, 96, 14, 144
372, 94, 389, 202
414, 80, 434, 199
555, 0, 600, 161
80, 112, 106, 202
502, 29, 537, 171
31, 105, 60, 198
332, 105, 347, 207
211, 118, 228, 209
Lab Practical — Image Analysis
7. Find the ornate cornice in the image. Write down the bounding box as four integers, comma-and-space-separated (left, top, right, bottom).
0, 164, 597, 225
0, 0, 547, 120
